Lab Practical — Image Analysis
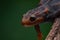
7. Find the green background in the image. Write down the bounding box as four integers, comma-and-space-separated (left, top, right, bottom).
1, 0, 52, 40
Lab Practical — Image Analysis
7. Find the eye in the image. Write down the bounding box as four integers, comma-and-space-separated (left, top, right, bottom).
30, 17, 36, 22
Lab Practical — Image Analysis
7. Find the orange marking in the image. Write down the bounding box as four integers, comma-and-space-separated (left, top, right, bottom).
35, 24, 43, 40
44, 8, 49, 14
38, 33, 42, 40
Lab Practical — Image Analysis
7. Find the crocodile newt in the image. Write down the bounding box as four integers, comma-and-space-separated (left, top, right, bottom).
22, 0, 60, 40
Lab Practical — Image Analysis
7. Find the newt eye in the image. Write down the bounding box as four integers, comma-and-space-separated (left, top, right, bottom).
30, 17, 36, 22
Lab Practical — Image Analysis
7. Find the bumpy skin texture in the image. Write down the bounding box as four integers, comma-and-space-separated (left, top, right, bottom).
22, 0, 60, 26
22, 0, 60, 40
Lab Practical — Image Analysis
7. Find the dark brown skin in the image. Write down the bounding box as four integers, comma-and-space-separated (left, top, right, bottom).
22, 0, 60, 40
22, 2, 49, 40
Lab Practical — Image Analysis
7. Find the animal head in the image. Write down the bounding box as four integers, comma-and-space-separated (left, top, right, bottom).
22, 5, 49, 27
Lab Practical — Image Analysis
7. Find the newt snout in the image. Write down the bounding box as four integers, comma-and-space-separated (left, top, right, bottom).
22, 14, 44, 27
22, 6, 49, 27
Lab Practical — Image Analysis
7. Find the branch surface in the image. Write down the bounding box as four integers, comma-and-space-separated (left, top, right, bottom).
45, 18, 60, 40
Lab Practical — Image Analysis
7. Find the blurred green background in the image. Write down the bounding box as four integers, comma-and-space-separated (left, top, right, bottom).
1, 0, 52, 40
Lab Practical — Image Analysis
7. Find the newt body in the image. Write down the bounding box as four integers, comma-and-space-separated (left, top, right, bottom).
22, 0, 60, 40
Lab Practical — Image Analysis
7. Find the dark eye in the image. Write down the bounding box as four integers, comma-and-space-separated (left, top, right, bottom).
30, 17, 36, 22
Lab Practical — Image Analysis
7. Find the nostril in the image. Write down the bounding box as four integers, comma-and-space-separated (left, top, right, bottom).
30, 17, 36, 22
22, 22, 25, 25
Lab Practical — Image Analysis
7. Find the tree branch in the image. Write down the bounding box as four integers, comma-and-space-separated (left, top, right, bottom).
45, 18, 60, 40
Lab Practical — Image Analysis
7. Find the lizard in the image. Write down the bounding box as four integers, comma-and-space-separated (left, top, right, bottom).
22, 0, 60, 40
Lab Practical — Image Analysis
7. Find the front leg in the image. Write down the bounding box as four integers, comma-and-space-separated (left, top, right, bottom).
34, 24, 42, 40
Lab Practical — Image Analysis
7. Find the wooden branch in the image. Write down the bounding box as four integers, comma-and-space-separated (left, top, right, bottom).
45, 18, 60, 40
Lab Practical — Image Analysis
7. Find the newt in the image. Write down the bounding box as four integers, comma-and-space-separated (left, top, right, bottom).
22, 0, 60, 40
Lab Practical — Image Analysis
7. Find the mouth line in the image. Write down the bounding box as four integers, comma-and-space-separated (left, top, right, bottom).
24, 25, 32, 27
23, 23, 39, 27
